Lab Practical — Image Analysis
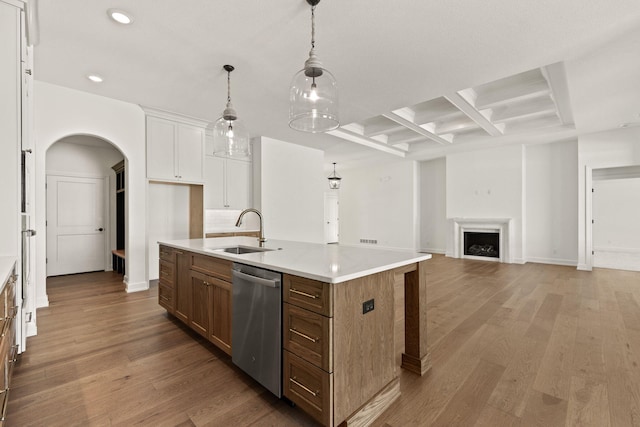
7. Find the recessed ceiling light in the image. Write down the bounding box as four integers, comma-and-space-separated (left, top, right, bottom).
108, 9, 133, 25
87, 74, 104, 83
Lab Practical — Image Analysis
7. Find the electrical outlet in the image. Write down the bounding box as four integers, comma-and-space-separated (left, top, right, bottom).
363, 298, 375, 314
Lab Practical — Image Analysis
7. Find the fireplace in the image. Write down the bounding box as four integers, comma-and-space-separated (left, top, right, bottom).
449, 218, 513, 263
464, 232, 499, 258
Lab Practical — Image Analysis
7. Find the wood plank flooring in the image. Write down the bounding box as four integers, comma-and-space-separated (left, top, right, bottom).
6, 255, 640, 426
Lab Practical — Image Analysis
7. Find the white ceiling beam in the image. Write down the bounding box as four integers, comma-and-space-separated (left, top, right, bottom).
327, 128, 407, 157
542, 62, 575, 125
383, 111, 453, 145
445, 90, 505, 137
432, 116, 479, 134
473, 79, 550, 110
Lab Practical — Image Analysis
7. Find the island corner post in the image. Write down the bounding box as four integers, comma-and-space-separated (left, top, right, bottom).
401, 259, 431, 376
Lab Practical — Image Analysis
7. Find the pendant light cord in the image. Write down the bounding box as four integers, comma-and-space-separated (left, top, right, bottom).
311, 4, 316, 50
227, 69, 232, 103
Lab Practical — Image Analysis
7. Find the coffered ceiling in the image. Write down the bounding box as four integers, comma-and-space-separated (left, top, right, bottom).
31, 0, 640, 169
329, 63, 574, 158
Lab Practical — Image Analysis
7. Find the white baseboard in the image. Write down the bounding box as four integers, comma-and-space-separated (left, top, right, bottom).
26, 322, 37, 337
513, 258, 526, 265
420, 248, 446, 255
125, 280, 149, 293
577, 263, 592, 271
527, 257, 578, 267
36, 295, 49, 308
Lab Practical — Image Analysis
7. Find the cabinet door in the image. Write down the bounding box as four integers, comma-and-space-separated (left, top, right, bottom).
177, 124, 204, 182
225, 159, 251, 209
146, 116, 177, 181
204, 155, 225, 208
210, 276, 232, 355
189, 270, 211, 338
174, 252, 191, 323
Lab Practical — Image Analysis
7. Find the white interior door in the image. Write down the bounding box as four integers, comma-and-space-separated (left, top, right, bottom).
46, 175, 106, 276
324, 192, 339, 243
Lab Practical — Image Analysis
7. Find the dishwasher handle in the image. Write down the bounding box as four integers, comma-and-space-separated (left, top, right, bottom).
233, 269, 280, 288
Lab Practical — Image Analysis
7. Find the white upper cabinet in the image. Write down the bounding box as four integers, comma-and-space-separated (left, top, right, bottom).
204, 155, 252, 209
144, 108, 208, 183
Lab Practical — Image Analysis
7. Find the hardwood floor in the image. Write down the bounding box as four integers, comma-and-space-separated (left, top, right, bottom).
7, 256, 640, 426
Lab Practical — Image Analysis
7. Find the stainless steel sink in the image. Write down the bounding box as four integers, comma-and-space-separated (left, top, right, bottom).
211, 246, 274, 255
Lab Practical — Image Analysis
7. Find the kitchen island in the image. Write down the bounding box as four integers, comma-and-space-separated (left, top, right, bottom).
157, 237, 431, 427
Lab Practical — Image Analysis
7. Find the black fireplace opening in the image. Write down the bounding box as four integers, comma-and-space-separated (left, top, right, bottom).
464, 232, 499, 258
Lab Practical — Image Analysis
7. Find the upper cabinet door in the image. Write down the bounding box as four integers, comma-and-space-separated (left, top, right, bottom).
177, 124, 204, 182
204, 155, 225, 208
144, 109, 207, 183
147, 116, 178, 181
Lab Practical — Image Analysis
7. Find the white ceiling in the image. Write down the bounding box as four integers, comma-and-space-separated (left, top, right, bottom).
32, 0, 640, 170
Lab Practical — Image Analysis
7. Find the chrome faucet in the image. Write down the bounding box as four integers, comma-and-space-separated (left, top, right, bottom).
235, 208, 266, 246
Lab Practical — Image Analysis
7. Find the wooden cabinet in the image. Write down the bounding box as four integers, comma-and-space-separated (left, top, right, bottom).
283, 274, 333, 426
204, 154, 251, 209
145, 109, 208, 183
0, 265, 17, 424
158, 246, 232, 355
209, 276, 232, 354
189, 270, 211, 338
174, 250, 191, 324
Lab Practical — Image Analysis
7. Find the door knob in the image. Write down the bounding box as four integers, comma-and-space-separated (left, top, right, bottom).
97, 228, 104, 232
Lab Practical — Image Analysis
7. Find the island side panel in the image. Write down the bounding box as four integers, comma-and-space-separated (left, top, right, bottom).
332, 269, 397, 424
402, 260, 432, 375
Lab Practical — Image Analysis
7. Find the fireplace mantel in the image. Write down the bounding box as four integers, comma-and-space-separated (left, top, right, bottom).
448, 218, 513, 263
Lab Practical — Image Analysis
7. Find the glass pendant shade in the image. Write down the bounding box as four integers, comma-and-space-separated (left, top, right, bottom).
289, 66, 339, 133
212, 116, 250, 159
213, 64, 250, 159
327, 162, 341, 189
289, 0, 339, 133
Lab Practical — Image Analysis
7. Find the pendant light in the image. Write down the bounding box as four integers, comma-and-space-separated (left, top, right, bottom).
213, 65, 251, 159
328, 162, 341, 189
289, 0, 339, 133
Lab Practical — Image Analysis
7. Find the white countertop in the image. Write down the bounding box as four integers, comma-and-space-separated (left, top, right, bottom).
158, 237, 431, 284
0, 257, 16, 292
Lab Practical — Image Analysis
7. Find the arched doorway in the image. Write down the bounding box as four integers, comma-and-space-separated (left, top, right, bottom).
45, 135, 126, 276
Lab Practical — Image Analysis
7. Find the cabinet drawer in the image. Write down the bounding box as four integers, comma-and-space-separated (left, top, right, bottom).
159, 245, 175, 262
158, 284, 174, 313
159, 260, 175, 286
284, 275, 331, 316
284, 351, 333, 426
283, 303, 332, 372
191, 254, 232, 281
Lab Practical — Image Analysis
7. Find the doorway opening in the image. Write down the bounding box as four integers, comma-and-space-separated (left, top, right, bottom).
45, 135, 126, 277
324, 192, 339, 244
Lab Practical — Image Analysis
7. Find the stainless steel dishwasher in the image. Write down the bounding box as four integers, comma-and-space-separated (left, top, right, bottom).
231, 263, 282, 397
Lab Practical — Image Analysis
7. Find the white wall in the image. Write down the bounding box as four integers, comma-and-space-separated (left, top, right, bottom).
592, 177, 640, 271
525, 140, 578, 265
420, 158, 446, 253
593, 178, 640, 250
577, 128, 640, 269
339, 160, 419, 250
35, 81, 147, 308
446, 145, 525, 263
252, 136, 325, 243
46, 138, 125, 268
147, 183, 190, 280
